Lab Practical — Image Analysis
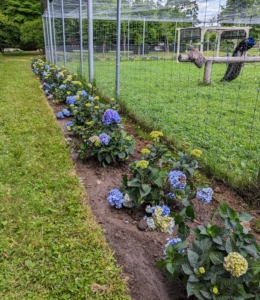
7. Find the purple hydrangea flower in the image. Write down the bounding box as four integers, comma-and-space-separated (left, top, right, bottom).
168, 170, 186, 189
62, 109, 70, 117
107, 188, 125, 209
196, 187, 213, 203
102, 109, 121, 125
99, 133, 111, 145
59, 84, 66, 89
164, 238, 185, 256
152, 205, 170, 216
66, 121, 73, 131
66, 95, 77, 105
57, 111, 64, 119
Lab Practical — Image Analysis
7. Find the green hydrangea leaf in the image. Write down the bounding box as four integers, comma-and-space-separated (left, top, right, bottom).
188, 274, 199, 282
182, 264, 194, 275
238, 212, 253, 223
209, 251, 224, 265
187, 250, 199, 267
200, 290, 212, 299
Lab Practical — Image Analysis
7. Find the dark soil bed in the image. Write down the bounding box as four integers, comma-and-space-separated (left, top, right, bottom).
49, 100, 260, 300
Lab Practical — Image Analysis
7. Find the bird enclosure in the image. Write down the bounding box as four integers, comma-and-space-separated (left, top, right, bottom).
43, 0, 260, 189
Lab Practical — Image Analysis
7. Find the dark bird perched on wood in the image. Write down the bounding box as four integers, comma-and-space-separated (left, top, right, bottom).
187, 46, 206, 68
221, 37, 255, 82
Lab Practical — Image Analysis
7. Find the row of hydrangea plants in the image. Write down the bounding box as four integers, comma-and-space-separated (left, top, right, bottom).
31, 58, 260, 299
31, 57, 135, 166
106, 132, 260, 299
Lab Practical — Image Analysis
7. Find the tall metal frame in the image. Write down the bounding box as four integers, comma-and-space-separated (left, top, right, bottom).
116, 0, 121, 98
87, 0, 94, 83
52, 1, 57, 64
47, 1, 54, 63
61, 0, 67, 67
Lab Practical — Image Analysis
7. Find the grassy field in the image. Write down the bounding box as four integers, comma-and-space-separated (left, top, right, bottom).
57, 49, 260, 188
0, 54, 129, 299
90, 56, 260, 188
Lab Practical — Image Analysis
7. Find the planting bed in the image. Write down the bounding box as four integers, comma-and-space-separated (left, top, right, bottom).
48, 100, 260, 300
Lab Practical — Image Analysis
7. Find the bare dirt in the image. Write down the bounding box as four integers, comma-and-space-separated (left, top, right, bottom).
49, 99, 260, 300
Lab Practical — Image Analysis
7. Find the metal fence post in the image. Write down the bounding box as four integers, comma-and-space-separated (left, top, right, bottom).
47, 1, 54, 64
61, 0, 67, 67
87, 0, 94, 83
79, 0, 84, 76
128, 19, 130, 58
142, 18, 145, 57
116, 0, 122, 98
52, 1, 57, 64
42, 16, 48, 58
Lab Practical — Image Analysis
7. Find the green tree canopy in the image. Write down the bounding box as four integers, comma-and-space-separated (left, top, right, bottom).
0, 13, 20, 53
20, 18, 44, 52
1, 0, 42, 24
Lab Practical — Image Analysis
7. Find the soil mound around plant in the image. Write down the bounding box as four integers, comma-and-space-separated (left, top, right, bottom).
50, 101, 260, 300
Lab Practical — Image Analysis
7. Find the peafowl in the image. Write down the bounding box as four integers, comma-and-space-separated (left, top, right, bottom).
221, 37, 255, 82
187, 46, 206, 68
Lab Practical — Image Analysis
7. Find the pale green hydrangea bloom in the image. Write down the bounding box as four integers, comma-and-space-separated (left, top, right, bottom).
223, 252, 248, 277
136, 160, 149, 169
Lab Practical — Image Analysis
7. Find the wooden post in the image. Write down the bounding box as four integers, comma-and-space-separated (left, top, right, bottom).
178, 54, 260, 83
203, 61, 213, 84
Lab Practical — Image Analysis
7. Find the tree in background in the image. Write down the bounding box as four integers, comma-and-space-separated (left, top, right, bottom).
2, 0, 41, 24
0, 0, 43, 52
0, 13, 20, 53
20, 19, 44, 53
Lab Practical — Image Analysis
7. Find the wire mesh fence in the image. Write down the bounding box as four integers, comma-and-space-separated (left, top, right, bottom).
43, 0, 260, 189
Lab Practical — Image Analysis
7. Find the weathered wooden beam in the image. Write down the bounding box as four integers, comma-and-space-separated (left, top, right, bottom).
178, 54, 260, 64
178, 54, 260, 84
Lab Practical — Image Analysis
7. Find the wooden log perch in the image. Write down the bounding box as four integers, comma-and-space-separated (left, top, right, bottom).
178, 54, 260, 83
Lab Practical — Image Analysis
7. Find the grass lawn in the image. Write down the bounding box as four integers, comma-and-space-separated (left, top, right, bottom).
63, 50, 260, 189
0, 54, 129, 299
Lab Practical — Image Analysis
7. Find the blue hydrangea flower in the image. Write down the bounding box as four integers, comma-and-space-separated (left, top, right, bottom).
66, 121, 73, 131
168, 170, 186, 189
107, 188, 125, 209
196, 187, 213, 203
44, 64, 50, 70
165, 192, 176, 199
81, 90, 87, 97
50, 83, 56, 88
152, 205, 170, 216
43, 82, 50, 89
44, 89, 50, 95
99, 133, 111, 145
57, 111, 64, 119
62, 109, 70, 117
59, 84, 66, 89
66, 95, 77, 105
164, 238, 185, 256
102, 109, 121, 125
88, 95, 94, 101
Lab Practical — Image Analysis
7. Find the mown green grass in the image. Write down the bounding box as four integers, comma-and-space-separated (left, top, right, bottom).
78, 55, 260, 189
0, 54, 130, 300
